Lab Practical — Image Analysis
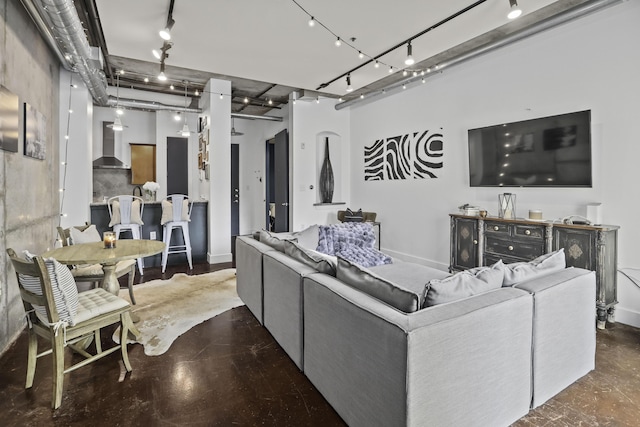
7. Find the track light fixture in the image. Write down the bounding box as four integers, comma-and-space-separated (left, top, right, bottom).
159, 17, 175, 40
346, 74, 353, 92
152, 42, 173, 61
507, 0, 522, 19
152, 49, 161, 60
405, 42, 415, 65
158, 62, 167, 81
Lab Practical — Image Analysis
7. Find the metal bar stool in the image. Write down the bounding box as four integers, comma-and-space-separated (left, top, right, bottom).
161, 194, 193, 273
108, 195, 145, 275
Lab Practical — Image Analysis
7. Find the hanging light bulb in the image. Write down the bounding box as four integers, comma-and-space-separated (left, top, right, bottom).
174, 111, 181, 121
144, 77, 149, 83
358, 51, 364, 59
388, 66, 394, 73
374, 60, 380, 68
404, 42, 415, 66
219, 93, 224, 99
170, 84, 175, 90
244, 96, 249, 104
195, 89, 199, 96
308, 16, 315, 27
507, 0, 522, 19
335, 37, 342, 47
346, 74, 353, 92
116, 107, 124, 116
403, 70, 408, 76
178, 82, 191, 137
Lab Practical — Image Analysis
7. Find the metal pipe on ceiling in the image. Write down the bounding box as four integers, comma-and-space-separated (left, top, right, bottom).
335, 0, 623, 111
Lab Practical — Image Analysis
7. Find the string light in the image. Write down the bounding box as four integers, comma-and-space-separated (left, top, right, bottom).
335, 37, 341, 47
308, 16, 315, 27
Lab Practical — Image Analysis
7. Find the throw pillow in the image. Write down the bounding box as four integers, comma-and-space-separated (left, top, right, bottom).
259, 230, 297, 252
423, 260, 505, 307
18, 256, 79, 326
69, 224, 101, 244
108, 200, 144, 227
283, 240, 337, 276
344, 208, 364, 222
336, 257, 420, 313
160, 199, 190, 225
294, 224, 319, 250
502, 248, 566, 286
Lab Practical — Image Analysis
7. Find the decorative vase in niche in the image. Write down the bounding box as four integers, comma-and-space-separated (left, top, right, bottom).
319, 137, 335, 203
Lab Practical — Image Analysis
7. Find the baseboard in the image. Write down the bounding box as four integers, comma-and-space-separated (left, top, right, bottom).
382, 248, 449, 272
611, 306, 640, 329
208, 252, 232, 264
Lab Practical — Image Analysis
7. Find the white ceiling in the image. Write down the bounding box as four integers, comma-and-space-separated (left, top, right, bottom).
95, 0, 559, 96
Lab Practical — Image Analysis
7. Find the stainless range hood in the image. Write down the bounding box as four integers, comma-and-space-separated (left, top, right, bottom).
93, 122, 129, 169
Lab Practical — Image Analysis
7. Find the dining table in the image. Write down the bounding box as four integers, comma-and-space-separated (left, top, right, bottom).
43, 239, 165, 296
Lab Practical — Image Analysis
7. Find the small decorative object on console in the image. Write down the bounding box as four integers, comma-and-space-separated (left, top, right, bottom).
458, 203, 480, 216
142, 181, 160, 202
498, 193, 516, 219
529, 209, 543, 220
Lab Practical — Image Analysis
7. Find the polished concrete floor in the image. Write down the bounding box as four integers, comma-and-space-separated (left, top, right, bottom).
1, 262, 639, 426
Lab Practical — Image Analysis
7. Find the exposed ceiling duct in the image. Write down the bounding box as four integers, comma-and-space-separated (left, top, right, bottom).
335, 0, 623, 110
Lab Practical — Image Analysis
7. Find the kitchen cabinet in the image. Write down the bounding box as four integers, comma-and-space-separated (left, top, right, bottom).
130, 143, 156, 184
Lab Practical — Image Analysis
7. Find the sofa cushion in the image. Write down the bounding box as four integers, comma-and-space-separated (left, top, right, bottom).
259, 230, 297, 252
283, 240, 337, 276
503, 248, 566, 286
336, 257, 420, 313
423, 260, 505, 307
370, 261, 449, 306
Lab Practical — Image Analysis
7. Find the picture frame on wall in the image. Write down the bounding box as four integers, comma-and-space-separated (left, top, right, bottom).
198, 152, 203, 169
0, 85, 19, 153
24, 102, 47, 160
205, 163, 210, 180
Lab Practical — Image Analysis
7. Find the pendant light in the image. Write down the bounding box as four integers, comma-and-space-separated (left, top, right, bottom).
107, 73, 126, 131
178, 82, 191, 137
231, 117, 244, 137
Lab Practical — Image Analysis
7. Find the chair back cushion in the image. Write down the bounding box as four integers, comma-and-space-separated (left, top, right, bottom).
160, 196, 190, 225
18, 255, 79, 326
69, 224, 101, 244
109, 198, 144, 227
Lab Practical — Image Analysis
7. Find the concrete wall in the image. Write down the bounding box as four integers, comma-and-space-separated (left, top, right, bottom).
1, 0, 61, 354
348, 1, 640, 325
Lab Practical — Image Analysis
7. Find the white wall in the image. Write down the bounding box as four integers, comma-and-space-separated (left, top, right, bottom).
290, 97, 350, 230
348, 1, 640, 326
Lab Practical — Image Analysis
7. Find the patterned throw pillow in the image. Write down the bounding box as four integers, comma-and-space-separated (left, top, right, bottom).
343, 208, 364, 222
18, 256, 79, 326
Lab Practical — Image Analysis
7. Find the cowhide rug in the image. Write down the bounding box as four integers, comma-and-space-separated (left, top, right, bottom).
112, 269, 243, 356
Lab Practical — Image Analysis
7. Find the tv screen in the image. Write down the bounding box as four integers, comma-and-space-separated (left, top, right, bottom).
468, 110, 592, 187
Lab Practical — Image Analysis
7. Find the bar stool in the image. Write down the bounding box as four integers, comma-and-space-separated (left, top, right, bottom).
108, 195, 145, 275
161, 194, 193, 273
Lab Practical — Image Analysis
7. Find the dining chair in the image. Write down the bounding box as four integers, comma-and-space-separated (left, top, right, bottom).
6, 248, 134, 410
57, 224, 138, 304
160, 194, 193, 273
107, 195, 145, 275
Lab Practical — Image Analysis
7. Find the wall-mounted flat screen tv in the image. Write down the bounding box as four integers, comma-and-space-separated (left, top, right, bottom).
468, 110, 592, 187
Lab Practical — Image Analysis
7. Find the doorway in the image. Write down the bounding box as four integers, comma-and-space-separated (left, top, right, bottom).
166, 137, 188, 195
265, 129, 289, 232
231, 143, 240, 236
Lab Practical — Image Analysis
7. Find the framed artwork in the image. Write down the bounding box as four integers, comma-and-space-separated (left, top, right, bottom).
205, 163, 210, 180
0, 85, 19, 152
24, 102, 47, 160
198, 152, 203, 169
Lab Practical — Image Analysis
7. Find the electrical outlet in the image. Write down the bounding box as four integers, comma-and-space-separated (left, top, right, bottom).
150, 231, 157, 240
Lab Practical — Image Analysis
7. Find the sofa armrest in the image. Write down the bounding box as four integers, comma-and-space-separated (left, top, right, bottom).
514, 267, 596, 408
303, 273, 533, 427
235, 235, 275, 325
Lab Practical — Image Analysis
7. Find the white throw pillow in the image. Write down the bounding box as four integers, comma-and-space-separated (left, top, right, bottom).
69, 224, 101, 244
160, 199, 190, 225
424, 260, 505, 307
502, 248, 566, 286
18, 256, 79, 326
109, 200, 144, 227
294, 224, 319, 250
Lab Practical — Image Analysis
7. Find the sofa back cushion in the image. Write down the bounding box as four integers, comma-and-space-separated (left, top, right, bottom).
259, 230, 297, 252
284, 240, 337, 276
424, 261, 505, 307
503, 248, 566, 286
336, 257, 420, 313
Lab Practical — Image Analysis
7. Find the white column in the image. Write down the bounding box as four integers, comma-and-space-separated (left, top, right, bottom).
202, 78, 232, 263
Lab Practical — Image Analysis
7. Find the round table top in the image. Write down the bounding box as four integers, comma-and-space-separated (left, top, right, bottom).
43, 239, 165, 265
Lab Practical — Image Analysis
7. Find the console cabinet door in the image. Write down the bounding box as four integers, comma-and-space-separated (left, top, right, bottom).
450, 217, 478, 271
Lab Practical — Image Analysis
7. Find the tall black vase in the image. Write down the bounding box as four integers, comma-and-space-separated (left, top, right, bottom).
319, 137, 335, 203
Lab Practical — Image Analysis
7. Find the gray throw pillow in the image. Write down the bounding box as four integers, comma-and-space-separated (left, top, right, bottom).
283, 240, 336, 276
258, 230, 296, 252
423, 260, 505, 307
336, 257, 420, 313
294, 224, 319, 250
503, 248, 566, 286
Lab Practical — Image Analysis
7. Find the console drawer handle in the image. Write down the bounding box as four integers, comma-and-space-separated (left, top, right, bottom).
525, 230, 531, 235
493, 226, 499, 231
473, 240, 478, 245
508, 245, 514, 251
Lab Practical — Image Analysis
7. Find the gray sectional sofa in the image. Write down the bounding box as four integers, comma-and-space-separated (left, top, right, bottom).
235, 232, 596, 427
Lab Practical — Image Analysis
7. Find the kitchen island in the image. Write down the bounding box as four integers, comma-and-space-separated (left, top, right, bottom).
90, 200, 208, 268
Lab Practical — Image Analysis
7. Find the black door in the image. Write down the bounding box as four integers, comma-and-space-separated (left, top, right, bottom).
167, 137, 188, 195
231, 143, 240, 236
273, 129, 289, 232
